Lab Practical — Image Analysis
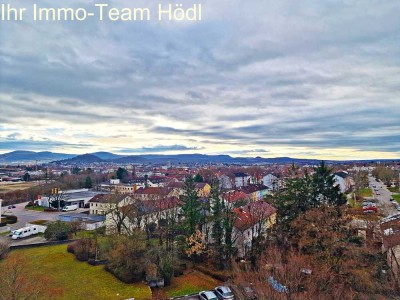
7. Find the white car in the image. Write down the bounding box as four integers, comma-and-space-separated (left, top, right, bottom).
215, 286, 235, 300
199, 291, 218, 300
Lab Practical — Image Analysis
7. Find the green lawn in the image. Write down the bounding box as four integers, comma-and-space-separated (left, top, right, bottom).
5, 244, 152, 300
389, 187, 400, 193
348, 198, 362, 209
25, 206, 45, 212
358, 188, 373, 198
393, 194, 400, 204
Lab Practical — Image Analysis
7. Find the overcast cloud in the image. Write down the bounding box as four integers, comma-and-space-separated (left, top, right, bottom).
0, 0, 399, 159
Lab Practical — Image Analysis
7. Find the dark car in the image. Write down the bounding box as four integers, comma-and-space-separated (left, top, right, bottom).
8, 205, 16, 209
214, 286, 234, 300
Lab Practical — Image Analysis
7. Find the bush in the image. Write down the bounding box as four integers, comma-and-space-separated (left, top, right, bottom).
44, 221, 72, 241
67, 243, 76, 254
88, 259, 108, 266
25, 201, 34, 207
104, 233, 147, 283
73, 238, 96, 261
0, 217, 7, 227
5, 215, 17, 224
44, 207, 57, 212
0, 240, 9, 259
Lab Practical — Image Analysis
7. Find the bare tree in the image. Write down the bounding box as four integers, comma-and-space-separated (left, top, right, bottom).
0, 254, 63, 300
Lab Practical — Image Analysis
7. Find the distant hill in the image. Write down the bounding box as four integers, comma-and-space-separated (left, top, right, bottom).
90, 152, 122, 160
56, 154, 103, 164
0, 151, 75, 163
0, 150, 399, 165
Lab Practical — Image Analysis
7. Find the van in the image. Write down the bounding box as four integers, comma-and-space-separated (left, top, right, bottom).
11, 226, 38, 240
62, 204, 78, 212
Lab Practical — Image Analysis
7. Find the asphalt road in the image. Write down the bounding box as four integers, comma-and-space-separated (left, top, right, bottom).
368, 176, 397, 216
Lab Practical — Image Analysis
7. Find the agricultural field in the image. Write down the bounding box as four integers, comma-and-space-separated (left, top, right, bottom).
2, 244, 152, 300
0, 181, 38, 193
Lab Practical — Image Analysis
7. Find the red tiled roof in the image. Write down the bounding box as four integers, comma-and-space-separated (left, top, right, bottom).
233, 201, 275, 231
88, 194, 127, 203
135, 187, 172, 195
238, 184, 269, 194
222, 190, 249, 203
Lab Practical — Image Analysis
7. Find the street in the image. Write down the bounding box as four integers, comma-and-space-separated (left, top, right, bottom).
368, 176, 397, 216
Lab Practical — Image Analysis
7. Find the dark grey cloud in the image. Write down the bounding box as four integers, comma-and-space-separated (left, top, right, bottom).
0, 0, 399, 158
115, 145, 204, 154
0, 139, 93, 151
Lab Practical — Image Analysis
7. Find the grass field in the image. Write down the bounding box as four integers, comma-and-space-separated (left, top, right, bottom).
0, 181, 38, 193
389, 187, 400, 193
25, 205, 45, 211
358, 188, 373, 198
155, 270, 222, 298
4, 244, 152, 300
393, 194, 400, 204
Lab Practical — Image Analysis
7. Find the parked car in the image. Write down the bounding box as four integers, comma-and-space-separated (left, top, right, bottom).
199, 291, 219, 300
239, 284, 257, 300
214, 286, 234, 300
363, 206, 377, 213
62, 204, 78, 212
7, 205, 16, 209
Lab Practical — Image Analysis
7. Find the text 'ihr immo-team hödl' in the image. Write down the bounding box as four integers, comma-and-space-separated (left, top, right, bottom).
1, 3, 202, 22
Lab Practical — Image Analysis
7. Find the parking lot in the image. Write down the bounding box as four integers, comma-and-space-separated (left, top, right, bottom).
1, 202, 87, 230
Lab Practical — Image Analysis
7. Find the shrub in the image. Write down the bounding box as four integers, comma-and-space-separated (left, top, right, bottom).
5, 215, 17, 224
0, 217, 7, 227
44, 207, 57, 212
67, 243, 76, 254
0, 240, 9, 259
104, 233, 147, 283
73, 238, 96, 261
88, 258, 108, 266
44, 221, 72, 241
25, 201, 34, 207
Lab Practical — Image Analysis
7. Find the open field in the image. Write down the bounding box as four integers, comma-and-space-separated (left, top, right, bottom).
3, 244, 152, 300
0, 181, 38, 193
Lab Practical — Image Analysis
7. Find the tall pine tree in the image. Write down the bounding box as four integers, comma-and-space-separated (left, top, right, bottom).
180, 176, 202, 236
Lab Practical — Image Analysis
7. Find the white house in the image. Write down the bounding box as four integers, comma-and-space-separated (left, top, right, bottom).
233, 172, 250, 188
334, 171, 351, 193
262, 174, 279, 190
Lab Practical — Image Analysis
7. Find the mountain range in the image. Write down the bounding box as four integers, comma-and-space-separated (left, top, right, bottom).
0, 150, 399, 165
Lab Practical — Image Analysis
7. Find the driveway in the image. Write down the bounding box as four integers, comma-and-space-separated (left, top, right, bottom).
368, 176, 397, 216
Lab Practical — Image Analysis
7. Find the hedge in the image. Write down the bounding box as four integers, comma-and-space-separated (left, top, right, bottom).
5, 215, 17, 224
0, 217, 7, 227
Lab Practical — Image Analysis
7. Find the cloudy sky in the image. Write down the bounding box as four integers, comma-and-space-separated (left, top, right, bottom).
1, 0, 399, 159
